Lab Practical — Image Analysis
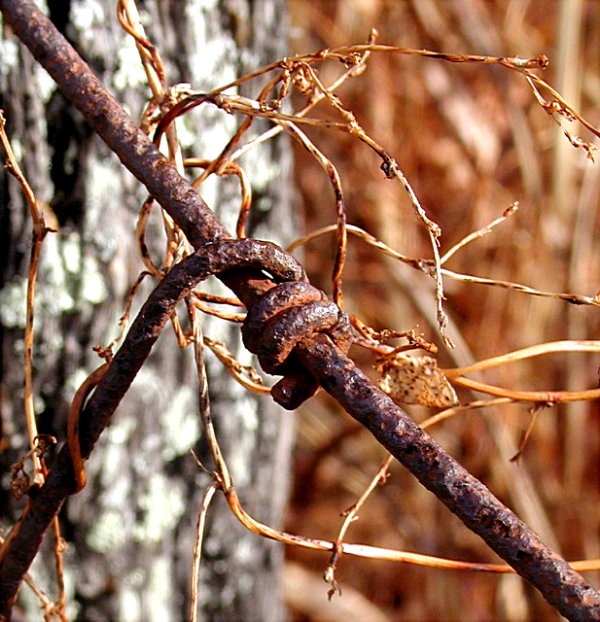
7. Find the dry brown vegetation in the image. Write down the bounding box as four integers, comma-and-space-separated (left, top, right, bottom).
285, 1, 600, 620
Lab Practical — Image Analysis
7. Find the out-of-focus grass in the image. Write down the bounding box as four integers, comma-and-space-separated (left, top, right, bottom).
285, 1, 600, 620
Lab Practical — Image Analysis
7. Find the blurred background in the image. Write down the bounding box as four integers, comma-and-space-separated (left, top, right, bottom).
283, 1, 600, 620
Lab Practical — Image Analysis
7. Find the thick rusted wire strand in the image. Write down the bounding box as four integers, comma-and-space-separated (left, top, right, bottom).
0, 235, 348, 614
2, 3, 600, 621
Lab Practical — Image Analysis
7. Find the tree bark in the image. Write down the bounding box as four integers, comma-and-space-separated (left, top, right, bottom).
0, 2, 294, 621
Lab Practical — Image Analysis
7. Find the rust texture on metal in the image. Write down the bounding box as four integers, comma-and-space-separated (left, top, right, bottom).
1, 1, 599, 621
0, 236, 324, 614
296, 336, 600, 620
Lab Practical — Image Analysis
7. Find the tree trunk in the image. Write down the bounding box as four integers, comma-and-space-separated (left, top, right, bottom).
0, 2, 295, 620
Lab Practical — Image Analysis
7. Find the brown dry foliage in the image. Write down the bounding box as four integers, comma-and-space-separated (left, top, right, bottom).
286, 1, 600, 621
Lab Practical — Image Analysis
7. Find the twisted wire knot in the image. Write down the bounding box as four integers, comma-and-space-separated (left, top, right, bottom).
242, 280, 352, 409
67, 238, 350, 494
198, 237, 352, 409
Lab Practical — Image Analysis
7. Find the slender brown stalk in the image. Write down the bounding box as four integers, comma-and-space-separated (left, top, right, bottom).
0, 112, 48, 487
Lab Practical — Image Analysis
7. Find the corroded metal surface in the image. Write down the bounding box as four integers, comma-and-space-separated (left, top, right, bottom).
297, 335, 600, 620
1, 1, 600, 621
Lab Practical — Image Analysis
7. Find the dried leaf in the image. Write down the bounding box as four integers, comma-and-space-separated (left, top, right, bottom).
377, 354, 458, 408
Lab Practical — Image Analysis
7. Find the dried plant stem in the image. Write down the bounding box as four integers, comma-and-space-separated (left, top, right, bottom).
281, 121, 347, 306
288, 223, 422, 269
289, 223, 600, 307
223, 483, 514, 571
324, 454, 393, 593
100, 271, 152, 355
449, 376, 600, 403
189, 481, 219, 622
190, 305, 232, 492
511, 404, 547, 462
314, 43, 598, 149
50, 516, 67, 622
116, 0, 165, 93
185, 158, 252, 239
0, 536, 62, 620
440, 203, 519, 265
316, 44, 550, 69
228, 30, 376, 163
202, 336, 270, 395
0, 111, 50, 488
191, 298, 245, 323
440, 269, 600, 306
214, 457, 600, 574
379, 158, 449, 343
136, 196, 166, 279
420, 398, 514, 430
189, 70, 284, 193
444, 340, 600, 402
118, 0, 187, 271
67, 363, 110, 493
445, 340, 600, 375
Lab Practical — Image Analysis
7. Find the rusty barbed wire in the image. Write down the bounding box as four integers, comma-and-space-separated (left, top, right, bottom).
1, 2, 600, 622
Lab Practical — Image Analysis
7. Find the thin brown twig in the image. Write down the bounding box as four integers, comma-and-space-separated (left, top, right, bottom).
0, 115, 69, 620
510, 403, 550, 462
213, 459, 600, 574
67, 363, 110, 493
187, 60, 293, 193
119, 0, 188, 272
189, 303, 231, 488
440, 268, 600, 306
100, 270, 152, 356
0, 535, 62, 621
0, 111, 51, 488
116, 0, 165, 92
443, 341, 600, 401
187, 300, 219, 622
202, 335, 270, 394
157, 42, 597, 166
191, 327, 600, 586
191, 297, 245, 323
289, 222, 600, 307
287, 223, 422, 269
193, 291, 244, 307
324, 454, 394, 596
136, 195, 166, 279
50, 517, 67, 622
420, 398, 514, 430
448, 376, 600, 403
185, 158, 253, 239
228, 29, 377, 164
280, 121, 347, 306
189, 69, 287, 192
189, 481, 219, 622
440, 202, 519, 265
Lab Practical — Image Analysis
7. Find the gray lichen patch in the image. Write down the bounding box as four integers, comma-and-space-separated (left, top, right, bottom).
160, 385, 200, 461
133, 474, 186, 543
